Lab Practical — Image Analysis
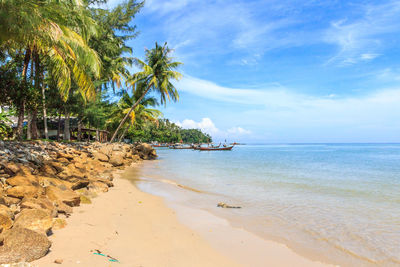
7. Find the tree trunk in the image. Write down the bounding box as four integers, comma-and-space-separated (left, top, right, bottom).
26, 113, 32, 140
31, 109, 38, 139
64, 110, 70, 141
42, 80, 48, 139
77, 118, 83, 141
57, 113, 61, 141
118, 123, 131, 143
110, 85, 151, 142
16, 48, 31, 140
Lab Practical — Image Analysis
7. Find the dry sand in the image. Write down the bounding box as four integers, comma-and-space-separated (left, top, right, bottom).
33, 166, 332, 267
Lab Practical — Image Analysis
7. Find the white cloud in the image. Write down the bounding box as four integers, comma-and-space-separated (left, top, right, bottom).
175, 118, 252, 141
175, 118, 219, 134
174, 75, 400, 142
324, 1, 400, 65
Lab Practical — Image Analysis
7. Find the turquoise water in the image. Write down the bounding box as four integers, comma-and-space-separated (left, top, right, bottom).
136, 144, 400, 266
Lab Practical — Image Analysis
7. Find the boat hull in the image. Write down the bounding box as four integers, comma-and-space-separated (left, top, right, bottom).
198, 146, 234, 151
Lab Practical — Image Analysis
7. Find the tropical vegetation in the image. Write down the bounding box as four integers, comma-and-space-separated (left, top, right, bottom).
0, 0, 212, 144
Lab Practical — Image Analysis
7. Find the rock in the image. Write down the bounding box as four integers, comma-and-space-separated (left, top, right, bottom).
0, 213, 13, 232
48, 162, 64, 173
39, 164, 58, 176
55, 201, 73, 215
6, 175, 39, 187
75, 188, 98, 199
4, 196, 21, 206
57, 165, 85, 180
0, 204, 14, 219
109, 152, 124, 167
0, 227, 51, 263
2, 163, 20, 176
217, 202, 242, 209
45, 186, 80, 207
80, 195, 92, 204
88, 181, 109, 193
99, 145, 113, 156
93, 152, 109, 162
38, 176, 72, 190
54, 259, 63, 264
0, 192, 6, 206
132, 154, 141, 162
74, 162, 85, 170
70, 179, 89, 190
135, 143, 157, 159
14, 209, 53, 235
6, 186, 41, 199
20, 197, 57, 217
52, 218, 67, 230
56, 157, 70, 164
57, 152, 74, 160
92, 178, 113, 188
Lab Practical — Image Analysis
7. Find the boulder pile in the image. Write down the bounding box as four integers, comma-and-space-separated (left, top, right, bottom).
0, 140, 156, 264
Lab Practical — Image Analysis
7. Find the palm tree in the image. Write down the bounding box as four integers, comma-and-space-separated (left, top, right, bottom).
109, 81, 162, 142
110, 42, 182, 142
0, 0, 101, 139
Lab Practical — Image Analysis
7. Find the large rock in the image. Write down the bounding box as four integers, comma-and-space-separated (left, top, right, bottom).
57, 164, 86, 180
2, 163, 20, 176
20, 197, 57, 217
14, 209, 53, 235
0, 227, 51, 263
38, 176, 72, 190
0, 204, 14, 219
6, 186, 41, 199
70, 179, 89, 190
88, 181, 109, 193
39, 163, 58, 176
93, 152, 109, 162
136, 143, 157, 160
6, 175, 39, 187
45, 186, 80, 207
109, 151, 124, 167
56, 152, 74, 160
55, 201, 73, 215
99, 145, 113, 156
0, 213, 13, 232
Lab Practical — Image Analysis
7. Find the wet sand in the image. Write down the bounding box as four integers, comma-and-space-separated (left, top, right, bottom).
33, 165, 332, 267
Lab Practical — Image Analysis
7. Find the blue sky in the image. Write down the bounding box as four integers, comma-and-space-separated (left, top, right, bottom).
105, 0, 400, 143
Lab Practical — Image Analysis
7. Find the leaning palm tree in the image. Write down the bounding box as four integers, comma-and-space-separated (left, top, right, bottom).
110, 42, 182, 142
117, 91, 162, 142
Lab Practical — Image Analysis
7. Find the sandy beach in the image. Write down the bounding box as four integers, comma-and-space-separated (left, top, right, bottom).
33, 164, 332, 267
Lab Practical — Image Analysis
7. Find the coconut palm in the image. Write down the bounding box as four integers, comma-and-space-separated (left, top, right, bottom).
109, 81, 162, 141
0, 0, 101, 139
110, 42, 182, 142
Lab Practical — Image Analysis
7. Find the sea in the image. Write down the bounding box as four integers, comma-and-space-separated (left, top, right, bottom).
132, 144, 400, 266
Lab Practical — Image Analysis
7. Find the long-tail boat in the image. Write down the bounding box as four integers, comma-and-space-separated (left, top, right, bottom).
152, 144, 169, 147
197, 145, 234, 151
169, 145, 193, 149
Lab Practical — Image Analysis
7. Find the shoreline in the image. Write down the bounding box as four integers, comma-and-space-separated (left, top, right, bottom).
34, 162, 332, 267
33, 165, 240, 267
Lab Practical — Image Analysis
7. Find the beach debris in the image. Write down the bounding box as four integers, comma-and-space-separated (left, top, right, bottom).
217, 202, 241, 209
92, 249, 120, 263
54, 259, 63, 264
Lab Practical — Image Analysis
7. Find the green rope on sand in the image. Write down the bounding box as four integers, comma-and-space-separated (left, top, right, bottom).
93, 252, 120, 263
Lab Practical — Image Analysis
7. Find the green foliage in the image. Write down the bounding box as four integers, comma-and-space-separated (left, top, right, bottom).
0, 111, 13, 139
126, 119, 212, 143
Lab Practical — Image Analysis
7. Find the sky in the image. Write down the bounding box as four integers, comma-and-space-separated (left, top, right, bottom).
103, 0, 400, 143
